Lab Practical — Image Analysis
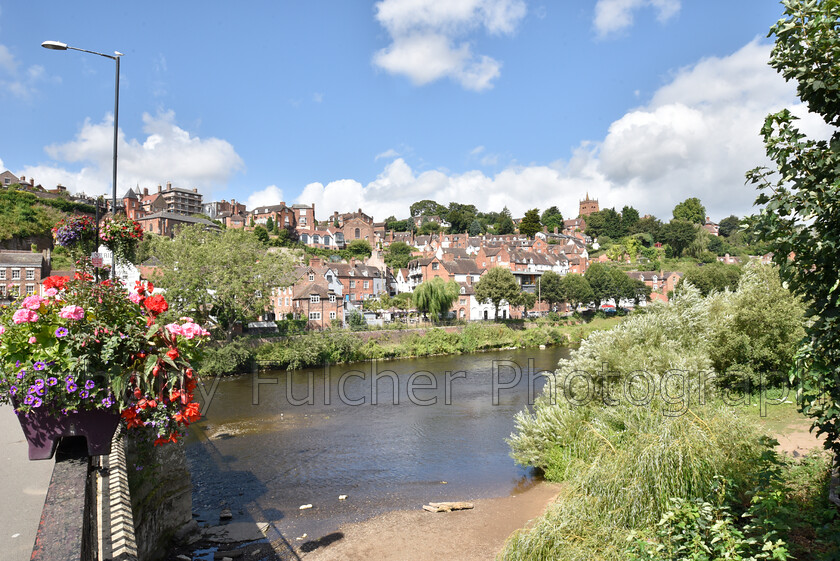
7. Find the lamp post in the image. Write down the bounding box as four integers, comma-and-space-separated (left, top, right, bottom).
41, 40, 123, 279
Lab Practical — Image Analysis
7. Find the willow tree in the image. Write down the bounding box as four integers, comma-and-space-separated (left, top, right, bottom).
413, 277, 460, 322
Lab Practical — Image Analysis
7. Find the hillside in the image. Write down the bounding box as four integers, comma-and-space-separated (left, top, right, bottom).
0, 187, 95, 242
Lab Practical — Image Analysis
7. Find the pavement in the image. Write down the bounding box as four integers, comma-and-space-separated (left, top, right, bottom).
0, 404, 55, 561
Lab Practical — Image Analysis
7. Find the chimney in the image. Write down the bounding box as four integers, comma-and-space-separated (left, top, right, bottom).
193, 187, 198, 193
157, 184, 162, 193
280, 201, 286, 207
543, 226, 548, 233
554, 227, 559, 235
144, 187, 149, 196
309, 257, 323, 268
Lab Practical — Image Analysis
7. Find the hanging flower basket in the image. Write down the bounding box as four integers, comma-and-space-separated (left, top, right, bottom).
0, 254, 210, 460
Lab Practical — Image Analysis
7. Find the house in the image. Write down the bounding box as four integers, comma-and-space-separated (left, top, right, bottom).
0, 250, 50, 300
250, 203, 297, 230
627, 270, 684, 297
270, 261, 344, 329
327, 261, 385, 305
136, 211, 220, 237
299, 228, 345, 249
702, 217, 719, 236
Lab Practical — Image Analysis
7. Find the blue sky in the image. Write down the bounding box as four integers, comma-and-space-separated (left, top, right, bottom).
0, 1, 828, 223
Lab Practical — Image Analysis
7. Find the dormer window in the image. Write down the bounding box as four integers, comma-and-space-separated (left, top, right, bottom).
309, 273, 315, 281
460, 287, 465, 294
310, 294, 320, 303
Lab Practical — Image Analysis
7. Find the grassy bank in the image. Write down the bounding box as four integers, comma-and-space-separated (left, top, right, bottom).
197, 316, 623, 376
500, 264, 839, 560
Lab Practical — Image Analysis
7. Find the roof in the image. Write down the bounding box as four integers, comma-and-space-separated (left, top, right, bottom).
252, 204, 290, 214
443, 259, 482, 275
122, 188, 138, 200
136, 211, 219, 227
292, 280, 333, 300
0, 252, 45, 267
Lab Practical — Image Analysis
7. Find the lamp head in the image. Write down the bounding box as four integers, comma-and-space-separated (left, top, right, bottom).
41, 41, 68, 51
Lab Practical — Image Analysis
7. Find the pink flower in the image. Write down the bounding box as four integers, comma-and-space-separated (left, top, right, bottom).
59, 305, 85, 320
165, 323, 184, 336
0, 325, 5, 335
28, 336, 37, 344
43, 288, 59, 297
21, 295, 44, 310
12, 309, 39, 324
128, 292, 143, 305
180, 322, 210, 339
179, 316, 194, 323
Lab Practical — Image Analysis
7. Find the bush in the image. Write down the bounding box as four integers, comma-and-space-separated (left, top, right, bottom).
198, 341, 255, 376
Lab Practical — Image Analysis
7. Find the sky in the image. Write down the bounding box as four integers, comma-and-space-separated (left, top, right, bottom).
0, 1, 831, 224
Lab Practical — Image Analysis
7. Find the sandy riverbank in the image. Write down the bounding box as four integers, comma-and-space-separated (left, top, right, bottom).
295, 481, 562, 561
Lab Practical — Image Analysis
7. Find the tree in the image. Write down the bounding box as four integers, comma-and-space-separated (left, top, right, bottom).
560, 273, 594, 311
661, 220, 697, 257
585, 208, 625, 239
265, 217, 275, 233
718, 215, 741, 237
539, 271, 564, 309
672, 197, 706, 225
496, 207, 515, 235
519, 208, 542, 238
413, 277, 460, 321
630, 215, 663, 241
678, 263, 742, 296
541, 206, 564, 232
468, 219, 483, 236
345, 239, 373, 259
418, 220, 441, 235
621, 205, 640, 232
517, 292, 536, 316
445, 202, 478, 234
151, 225, 295, 341
747, 0, 840, 457
410, 199, 447, 218
384, 241, 413, 270
474, 267, 520, 319
253, 225, 269, 244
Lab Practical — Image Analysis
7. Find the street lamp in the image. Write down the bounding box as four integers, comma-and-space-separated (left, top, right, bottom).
42, 40, 123, 279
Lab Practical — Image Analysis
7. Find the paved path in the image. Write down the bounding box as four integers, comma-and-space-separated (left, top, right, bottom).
0, 405, 55, 561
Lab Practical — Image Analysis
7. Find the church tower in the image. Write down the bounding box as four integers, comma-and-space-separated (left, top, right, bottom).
578, 193, 600, 217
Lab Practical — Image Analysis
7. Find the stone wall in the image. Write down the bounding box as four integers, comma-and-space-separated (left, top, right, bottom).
125, 438, 195, 561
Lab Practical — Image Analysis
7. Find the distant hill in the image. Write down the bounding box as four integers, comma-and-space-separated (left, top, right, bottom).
0, 186, 96, 243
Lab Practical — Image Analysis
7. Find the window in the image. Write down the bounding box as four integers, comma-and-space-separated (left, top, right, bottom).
350, 280, 356, 288
460, 298, 466, 305
26, 284, 35, 295
11, 269, 20, 281
329, 294, 336, 303
309, 311, 321, 320
25, 269, 34, 281
309, 273, 315, 281
310, 294, 320, 303
329, 311, 336, 320
355, 228, 361, 239
0, 270, 5, 280
285, 297, 290, 306
363, 281, 369, 289
432, 262, 439, 270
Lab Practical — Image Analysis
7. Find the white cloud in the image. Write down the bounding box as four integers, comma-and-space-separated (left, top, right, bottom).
246, 185, 285, 210
295, 39, 832, 223
19, 110, 244, 199
375, 148, 401, 161
594, 0, 680, 37
0, 43, 52, 100
372, 0, 525, 91
313, 92, 324, 103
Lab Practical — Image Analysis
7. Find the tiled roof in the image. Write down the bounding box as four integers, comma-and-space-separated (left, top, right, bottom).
0, 252, 45, 267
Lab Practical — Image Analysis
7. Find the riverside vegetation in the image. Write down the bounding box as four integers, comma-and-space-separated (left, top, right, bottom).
197, 316, 622, 376
501, 263, 840, 560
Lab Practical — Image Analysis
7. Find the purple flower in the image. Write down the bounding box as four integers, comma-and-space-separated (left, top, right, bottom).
66, 380, 77, 393
55, 327, 69, 338
9, 385, 17, 396
23, 395, 34, 405
16, 370, 25, 380
84, 380, 95, 391
27, 386, 37, 394
101, 397, 113, 408
46, 377, 58, 386
79, 390, 89, 399
34, 378, 45, 388
15, 360, 20, 368
32, 397, 42, 408
33, 362, 46, 371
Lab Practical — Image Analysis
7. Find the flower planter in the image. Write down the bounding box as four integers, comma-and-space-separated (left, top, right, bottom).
15, 407, 120, 461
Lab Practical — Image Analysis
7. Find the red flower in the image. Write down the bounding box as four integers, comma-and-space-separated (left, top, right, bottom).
73, 271, 93, 281
43, 276, 69, 290
167, 348, 179, 360
144, 294, 168, 315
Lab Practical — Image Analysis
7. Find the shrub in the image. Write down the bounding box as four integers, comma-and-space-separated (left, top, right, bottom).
198, 340, 254, 376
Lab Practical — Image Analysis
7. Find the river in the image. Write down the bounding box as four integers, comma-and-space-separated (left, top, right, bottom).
185, 346, 570, 541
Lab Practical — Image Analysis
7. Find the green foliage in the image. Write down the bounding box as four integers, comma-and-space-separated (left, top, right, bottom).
418, 220, 441, 235
541, 206, 564, 232
539, 271, 564, 308
673, 197, 706, 225
519, 208, 542, 238
586, 208, 626, 239
661, 220, 697, 257
621, 205, 640, 232
561, 273, 595, 310
468, 218, 483, 236
410, 199, 447, 218
347, 309, 367, 331
678, 263, 742, 296
718, 215, 741, 238
253, 225, 269, 244
198, 340, 254, 376
150, 225, 296, 341
0, 188, 96, 242
445, 202, 478, 233
747, 0, 840, 460
496, 206, 516, 235
413, 277, 460, 321
474, 266, 520, 318
383, 241, 413, 270
630, 215, 664, 241
345, 239, 373, 259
